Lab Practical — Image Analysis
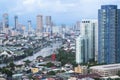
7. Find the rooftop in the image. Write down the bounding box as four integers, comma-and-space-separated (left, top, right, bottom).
90, 63, 120, 70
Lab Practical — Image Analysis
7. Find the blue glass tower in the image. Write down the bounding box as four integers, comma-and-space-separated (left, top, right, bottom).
98, 5, 120, 64
116, 9, 120, 63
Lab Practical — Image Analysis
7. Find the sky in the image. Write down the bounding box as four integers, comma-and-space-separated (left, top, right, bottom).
0, 0, 120, 27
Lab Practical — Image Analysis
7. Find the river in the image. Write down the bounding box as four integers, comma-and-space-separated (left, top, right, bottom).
0, 41, 62, 68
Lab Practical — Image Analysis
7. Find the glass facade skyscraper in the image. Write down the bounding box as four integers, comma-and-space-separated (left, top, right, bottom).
98, 5, 120, 64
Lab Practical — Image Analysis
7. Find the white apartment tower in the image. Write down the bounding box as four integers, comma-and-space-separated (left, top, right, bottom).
76, 19, 98, 64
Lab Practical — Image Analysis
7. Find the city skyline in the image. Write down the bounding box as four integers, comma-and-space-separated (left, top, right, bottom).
1, 1, 120, 79
0, 0, 119, 27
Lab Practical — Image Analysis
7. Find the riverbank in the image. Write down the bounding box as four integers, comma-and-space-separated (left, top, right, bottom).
0, 41, 62, 68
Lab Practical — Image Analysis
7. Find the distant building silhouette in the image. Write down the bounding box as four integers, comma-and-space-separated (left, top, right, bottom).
14, 15, 18, 30
36, 15, 43, 36
2, 13, 9, 34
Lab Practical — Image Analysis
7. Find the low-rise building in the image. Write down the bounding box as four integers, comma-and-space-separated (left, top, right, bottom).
74, 65, 88, 74
31, 68, 39, 73
0, 78, 6, 80
68, 77, 94, 80
90, 63, 120, 77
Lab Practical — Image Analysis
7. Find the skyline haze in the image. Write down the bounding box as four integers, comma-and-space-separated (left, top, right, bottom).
0, 0, 119, 27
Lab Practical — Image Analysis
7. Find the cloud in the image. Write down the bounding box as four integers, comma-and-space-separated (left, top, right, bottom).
1, 0, 120, 25
8, 0, 77, 15
8, 0, 120, 16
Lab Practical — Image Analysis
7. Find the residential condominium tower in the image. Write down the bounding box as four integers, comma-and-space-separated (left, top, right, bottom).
76, 35, 83, 64
76, 35, 89, 64
36, 15, 43, 36
76, 19, 98, 64
2, 13, 9, 34
98, 5, 120, 64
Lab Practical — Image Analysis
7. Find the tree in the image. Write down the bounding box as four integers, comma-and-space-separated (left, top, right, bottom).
24, 48, 33, 56
9, 62, 15, 70
56, 48, 75, 66
47, 71, 56, 75
46, 62, 55, 68
94, 78, 100, 80
115, 78, 120, 80
46, 47, 76, 66
1, 68, 13, 77
24, 60, 31, 66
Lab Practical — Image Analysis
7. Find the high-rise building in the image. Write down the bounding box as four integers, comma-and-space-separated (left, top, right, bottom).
3, 13, 9, 28
76, 21, 80, 30
36, 15, 43, 36
60, 24, 66, 38
17, 23, 26, 35
2, 13, 9, 34
98, 5, 120, 64
75, 21, 80, 36
76, 19, 98, 64
46, 16, 52, 26
0, 22, 3, 33
61, 24, 66, 34
14, 15, 18, 30
81, 19, 98, 62
45, 16, 53, 36
28, 20, 32, 33
76, 35, 89, 64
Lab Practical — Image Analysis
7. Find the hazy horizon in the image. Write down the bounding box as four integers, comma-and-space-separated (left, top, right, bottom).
0, 0, 119, 27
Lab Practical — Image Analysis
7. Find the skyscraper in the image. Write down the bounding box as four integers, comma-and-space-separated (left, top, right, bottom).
14, 15, 18, 30
76, 19, 98, 64
76, 35, 89, 64
2, 13, 9, 34
61, 24, 66, 38
45, 16, 52, 36
76, 35, 83, 64
36, 15, 43, 36
0, 22, 3, 33
46, 16, 52, 26
98, 5, 120, 64
28, 20, 32, 34
75, 21, 80, 36
3, 13, 9, 28
81, 19, 98, 62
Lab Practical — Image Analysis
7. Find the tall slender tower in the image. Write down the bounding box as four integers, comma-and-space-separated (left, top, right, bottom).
3, 13, 9, 34
0, 22, 3, 33
74, 21, 81, 36
76, 19, 98, 64
76, 35, 83, 64
36, 15, 43, 36
46, 16, 52, 26
98, 5, 120, 64
46, 16, 52, 36
14, 15, 18, 30
78, 19, 98, 63
28, 20, 32, 34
